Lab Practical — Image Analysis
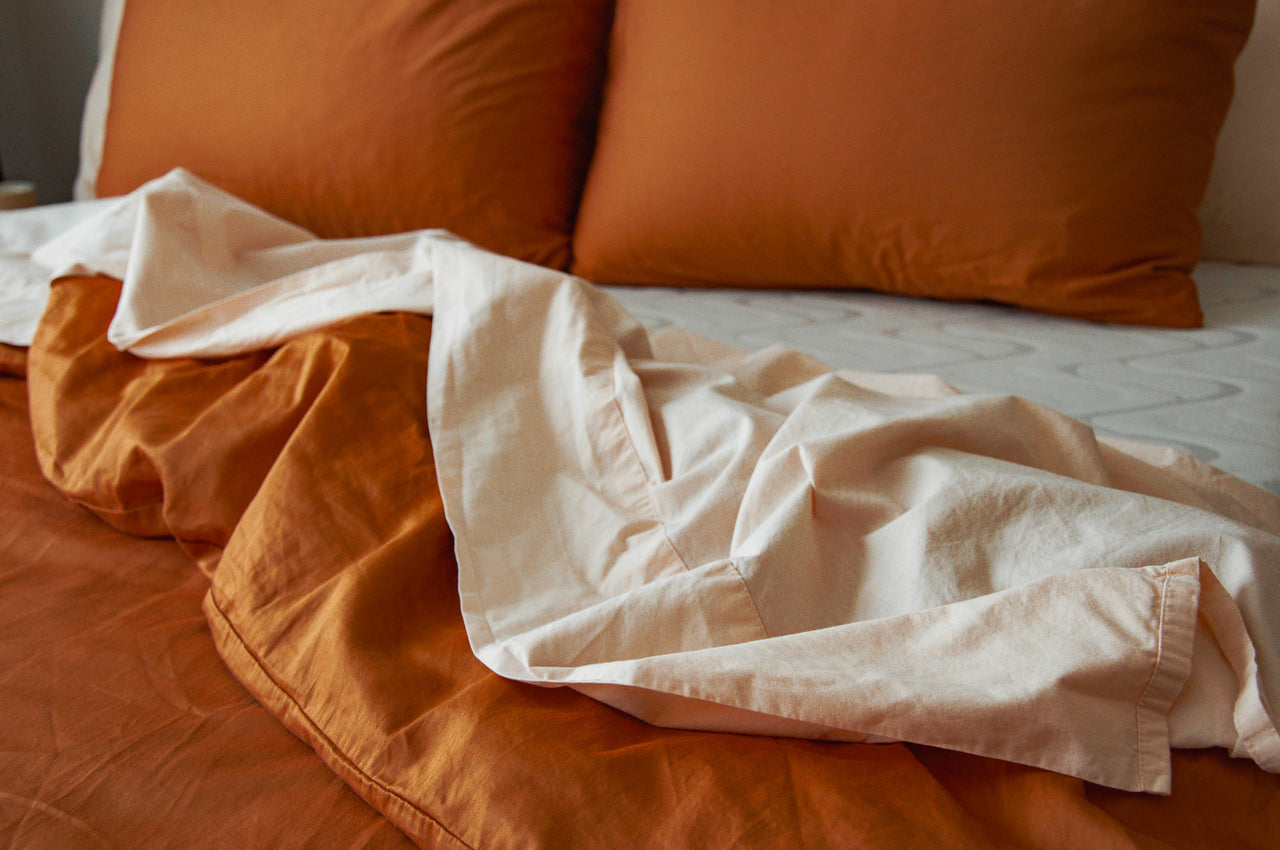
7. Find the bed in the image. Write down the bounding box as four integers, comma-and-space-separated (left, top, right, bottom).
3, 0, 1279, 847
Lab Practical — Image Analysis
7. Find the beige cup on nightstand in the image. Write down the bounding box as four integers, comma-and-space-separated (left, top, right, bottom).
0, 181, 38, 210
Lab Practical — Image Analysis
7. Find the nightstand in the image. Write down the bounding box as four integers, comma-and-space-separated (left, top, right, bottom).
0, 180, 37, 210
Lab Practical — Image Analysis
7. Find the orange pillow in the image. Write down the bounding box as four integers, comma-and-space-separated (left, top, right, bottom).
571, 0, 1256, 326
94, 0, 613, 269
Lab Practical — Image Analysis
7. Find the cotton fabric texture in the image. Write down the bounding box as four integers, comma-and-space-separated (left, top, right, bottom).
571, 0, 1255, 326
90, 0, 613, 269
24, 277, 1280, 847
28, 172, 1280, 796
0, 358, 414, 849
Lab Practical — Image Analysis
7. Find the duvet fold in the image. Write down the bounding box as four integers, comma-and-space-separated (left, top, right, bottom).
21, 170, 1280, 799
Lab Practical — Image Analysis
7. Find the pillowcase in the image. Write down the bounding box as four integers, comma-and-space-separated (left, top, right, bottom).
571, 0, 1256, 326
85, 0, 613, 269
1199, 0, 1280, 265
73, 0, 125, 203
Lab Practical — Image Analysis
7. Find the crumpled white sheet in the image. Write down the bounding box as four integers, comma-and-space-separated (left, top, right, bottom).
426, 243, 1280, 794
8, 170, 441, 355
0, 198, 114, 344
8, 169, 1280, 793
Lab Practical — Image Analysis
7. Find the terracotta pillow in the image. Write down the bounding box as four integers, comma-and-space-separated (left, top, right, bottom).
93, 0, 613, 269
571, 0, 1256, 326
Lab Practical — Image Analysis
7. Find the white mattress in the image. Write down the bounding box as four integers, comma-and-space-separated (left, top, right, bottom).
607, 261, 1280, 497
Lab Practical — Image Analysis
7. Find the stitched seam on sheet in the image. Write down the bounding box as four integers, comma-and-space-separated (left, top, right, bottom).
205, 588, 475, 850
604, 382, 696, 576
1133, 567, 1173, 792
724, 558, 771, 640
588, 275, 693, 581
606, 377, 771, 641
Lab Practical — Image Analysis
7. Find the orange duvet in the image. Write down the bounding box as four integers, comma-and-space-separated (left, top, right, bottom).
1, 274, 1277, 847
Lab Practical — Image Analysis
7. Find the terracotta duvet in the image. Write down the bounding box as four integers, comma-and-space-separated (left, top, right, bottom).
4, 173, 1280, 847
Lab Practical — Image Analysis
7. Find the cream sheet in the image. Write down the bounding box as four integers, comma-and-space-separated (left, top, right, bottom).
7, 170, 1280, 793
606, 265, 1280, 498
0, 198, 113, 343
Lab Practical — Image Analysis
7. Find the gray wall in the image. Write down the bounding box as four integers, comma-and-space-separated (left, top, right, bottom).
0, 0, 104, 203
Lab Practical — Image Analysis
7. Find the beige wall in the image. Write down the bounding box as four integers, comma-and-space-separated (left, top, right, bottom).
0, 0, 103, 203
